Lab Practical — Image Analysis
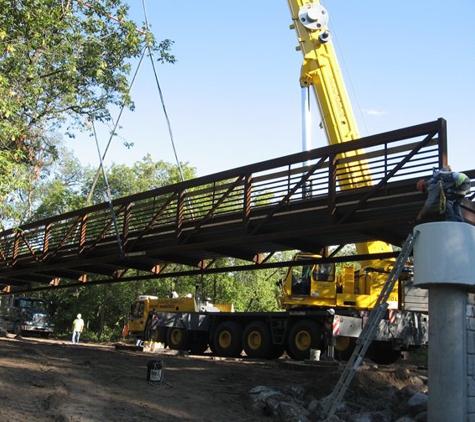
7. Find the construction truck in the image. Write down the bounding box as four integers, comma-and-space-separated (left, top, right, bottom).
134, 0, 429, 364
0, 294, 55, 337
127, 292, 234, 341
127, 295, 160, 339
137, 255, 427, 363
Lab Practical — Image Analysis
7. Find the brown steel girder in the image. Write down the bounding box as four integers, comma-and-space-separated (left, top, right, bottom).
1, 119, 474, 292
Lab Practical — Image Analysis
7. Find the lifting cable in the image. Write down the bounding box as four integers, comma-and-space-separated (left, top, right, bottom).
141, 0, 186, 184
141, 0, 195, 217
321, 0, 370, 137
85, 46, 147, 259
91, 120, 125, 258
83, 0, 196, 257
78, 0, 187, 184
86, 45, 147, 205
78, 0, 148, 258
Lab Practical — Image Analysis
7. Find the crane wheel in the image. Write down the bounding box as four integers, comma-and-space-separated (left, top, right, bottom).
242, 321, 272, 359
213, 321, 243, 357
334, 336, 356, 361
12, 322, 22, 336
167, 328, 190, 351
209, 340, 217, 355
286, 320, 322, 361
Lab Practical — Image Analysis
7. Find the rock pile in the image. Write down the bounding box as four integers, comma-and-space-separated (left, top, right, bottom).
249, 370, 428, 422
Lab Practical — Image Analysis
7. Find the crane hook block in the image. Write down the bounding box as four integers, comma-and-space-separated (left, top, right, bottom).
298, 3, 329, 31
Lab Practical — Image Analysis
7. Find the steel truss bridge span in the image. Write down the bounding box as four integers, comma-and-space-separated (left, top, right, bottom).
1, 119, 474, 292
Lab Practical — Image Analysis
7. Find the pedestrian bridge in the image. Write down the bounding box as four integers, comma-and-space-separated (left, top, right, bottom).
1, 119, 474, 292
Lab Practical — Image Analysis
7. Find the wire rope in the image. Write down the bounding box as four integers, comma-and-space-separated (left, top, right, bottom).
86, 1, 194, 219
141, 0, 194, 217
141, 0, 187, 185
321, 0, 371, 138
86, 45, 147, 205
91, 121, 125, 258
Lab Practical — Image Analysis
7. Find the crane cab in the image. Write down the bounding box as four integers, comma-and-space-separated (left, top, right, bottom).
280, 253, 338, 308
279, 253, 401, 310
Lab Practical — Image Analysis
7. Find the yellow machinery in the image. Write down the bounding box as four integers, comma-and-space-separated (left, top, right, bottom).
127, 294, 233, 339
126, 1, 428, 364
281, 0, 397, 311
280, 254, 400, 311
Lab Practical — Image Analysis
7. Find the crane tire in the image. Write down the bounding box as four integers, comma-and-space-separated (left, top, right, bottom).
12, 322, 22, 336
286, 320, 321, 361
213, 321, 243, 357
190, 339, 209, 355
242, 321, 272, 359
334, 336, 356, 361
209, 340, 217, 355
167, 328, 190, 351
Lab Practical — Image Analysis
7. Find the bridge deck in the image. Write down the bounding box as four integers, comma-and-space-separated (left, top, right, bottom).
1, 119, 474, 291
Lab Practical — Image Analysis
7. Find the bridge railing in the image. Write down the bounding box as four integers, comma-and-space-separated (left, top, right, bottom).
0, 119, 450, 275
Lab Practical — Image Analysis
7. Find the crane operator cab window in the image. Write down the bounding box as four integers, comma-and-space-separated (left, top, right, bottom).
314, 263, 334, 282
291, 263, 335, 295
291, 266, 312, 295
131, 301, 145, 318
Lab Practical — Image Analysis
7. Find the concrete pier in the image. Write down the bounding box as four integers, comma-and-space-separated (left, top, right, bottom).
414, 222, 475, 422
428, 286, 466, 420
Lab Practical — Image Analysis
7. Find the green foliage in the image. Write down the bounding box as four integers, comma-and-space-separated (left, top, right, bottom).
85, 154, 196, 203
0, 0, 175, 221
25, 154, 198, 339
42, 280, 139, 342
191, 257, 287, 313
0, 149, 28, 228
4, 147, 292, 342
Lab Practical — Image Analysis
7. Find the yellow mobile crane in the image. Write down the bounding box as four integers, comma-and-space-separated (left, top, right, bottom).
281, 3, 395, 308
286, 0, 392, 242
134, 0, 428, 363
278, 0, 427, 361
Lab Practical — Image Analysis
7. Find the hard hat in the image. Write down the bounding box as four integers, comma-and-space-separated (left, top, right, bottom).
416, 179, 426, 192
77, 313, 81, 318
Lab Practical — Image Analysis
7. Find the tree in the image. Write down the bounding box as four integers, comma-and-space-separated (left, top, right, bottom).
0, 0, 175, 221
26, 147, 86, 220
85, 154, 196, 203
29, 153, 197, 339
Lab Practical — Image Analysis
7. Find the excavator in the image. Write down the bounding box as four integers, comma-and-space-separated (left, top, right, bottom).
130, 0, 428, 363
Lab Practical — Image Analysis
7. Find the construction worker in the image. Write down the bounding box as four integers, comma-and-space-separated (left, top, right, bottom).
72, 313, 84, 344
416, 166, 471, 223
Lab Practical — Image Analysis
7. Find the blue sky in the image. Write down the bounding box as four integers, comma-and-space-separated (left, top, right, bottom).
66, 0, 475, 177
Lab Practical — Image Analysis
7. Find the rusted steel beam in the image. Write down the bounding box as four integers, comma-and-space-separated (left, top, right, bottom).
0, 119, 470, 291
250, 156, 328, 236
336, 130, 440, 225
181, 175, 245, 244
124, 191, 178, 252
43, 216, 83, 262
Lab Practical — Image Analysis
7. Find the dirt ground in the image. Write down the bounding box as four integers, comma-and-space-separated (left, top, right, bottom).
0, 335, 428, 421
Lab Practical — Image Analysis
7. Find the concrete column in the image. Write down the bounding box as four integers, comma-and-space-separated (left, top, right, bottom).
465, 294, 475, 420
413, 222, 475, 422
428, 286, 466, 421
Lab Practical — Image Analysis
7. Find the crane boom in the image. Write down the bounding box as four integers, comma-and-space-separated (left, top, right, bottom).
288, 1, 359, 146
287, 0, 393, 259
